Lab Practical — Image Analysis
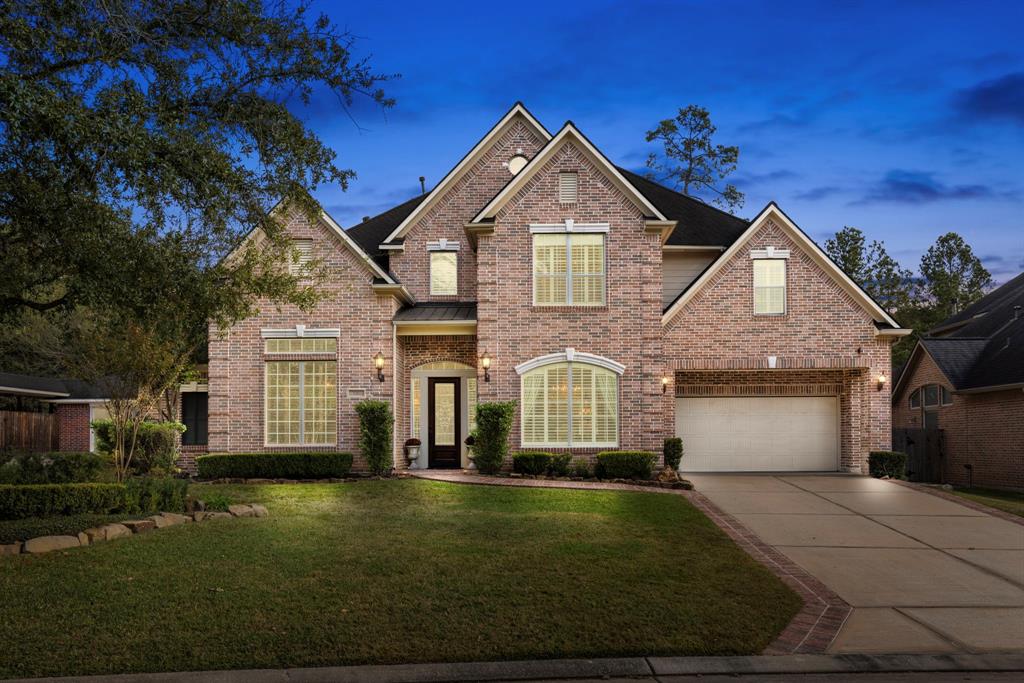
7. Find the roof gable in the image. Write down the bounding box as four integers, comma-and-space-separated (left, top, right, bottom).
382, 103, 551, 244
472, 123, 667, 222
662, 202, 903, 328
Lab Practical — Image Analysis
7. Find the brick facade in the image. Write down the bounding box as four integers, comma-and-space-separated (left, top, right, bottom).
56, 403, 91, 452
893, 350, 1024, 490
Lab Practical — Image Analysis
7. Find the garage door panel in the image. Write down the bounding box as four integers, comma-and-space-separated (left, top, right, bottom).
677, 396, 838, 472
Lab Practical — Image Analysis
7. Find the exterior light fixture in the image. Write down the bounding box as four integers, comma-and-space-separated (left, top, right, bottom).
481, 351, 491, 382
662, 376, 670, 394
374, 352, 385, 382
877, 373, 887, 391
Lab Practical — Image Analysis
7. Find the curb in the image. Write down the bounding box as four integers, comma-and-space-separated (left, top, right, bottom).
5, 653, 1024, 682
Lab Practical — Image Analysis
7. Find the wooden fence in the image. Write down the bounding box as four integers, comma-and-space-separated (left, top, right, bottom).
0, 410, 60, 453
892, 428, 945, 483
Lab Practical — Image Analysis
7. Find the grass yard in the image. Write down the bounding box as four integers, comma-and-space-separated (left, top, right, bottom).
950, 487, 1024, 517
0, 479, 801, 678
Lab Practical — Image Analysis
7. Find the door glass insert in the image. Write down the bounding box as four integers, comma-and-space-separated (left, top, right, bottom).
434, 382, 455, 446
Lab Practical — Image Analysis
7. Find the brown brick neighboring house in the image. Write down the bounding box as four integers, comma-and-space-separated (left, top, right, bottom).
892, 272, 1024, 490
202, 103, 910, 476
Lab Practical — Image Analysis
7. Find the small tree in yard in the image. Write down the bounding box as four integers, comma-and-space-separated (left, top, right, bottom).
355, 400, 393, 476
473, 402, 516, 474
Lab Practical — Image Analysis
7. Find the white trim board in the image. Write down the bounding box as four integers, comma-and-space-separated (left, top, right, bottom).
382, 103, 552, 244
661, 203, 901, 328
472, 123, 667, 223
515, 348, 625, 376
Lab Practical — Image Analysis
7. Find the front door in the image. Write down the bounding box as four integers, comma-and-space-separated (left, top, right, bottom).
428, 378, 461, 469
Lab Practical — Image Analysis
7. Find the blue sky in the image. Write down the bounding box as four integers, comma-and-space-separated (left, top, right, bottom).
302, 0, 1023, 283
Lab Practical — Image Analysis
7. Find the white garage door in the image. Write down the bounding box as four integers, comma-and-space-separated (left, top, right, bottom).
676, 396, 838, 472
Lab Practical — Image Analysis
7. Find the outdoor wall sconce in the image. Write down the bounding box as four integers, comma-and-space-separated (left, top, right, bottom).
374, 352, 385, 382
877, 373, 887, 391
662, 376, 670, 394
481, 351, 491, 382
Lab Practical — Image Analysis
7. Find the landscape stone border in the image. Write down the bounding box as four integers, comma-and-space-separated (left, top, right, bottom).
410, 470, 850, 655
0, 503, 268, 557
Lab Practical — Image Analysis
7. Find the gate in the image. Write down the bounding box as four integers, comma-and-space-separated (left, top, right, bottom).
0, 410, 60, 453
892, 428, 944, 483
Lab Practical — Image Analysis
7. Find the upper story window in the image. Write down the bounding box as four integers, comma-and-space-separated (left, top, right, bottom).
289, 239, 314, 276
558, 172, 578, 203
430, 251, 458, 295
753, 259, 786, 315
910, 384, 952, 410
533, 232, 605, 306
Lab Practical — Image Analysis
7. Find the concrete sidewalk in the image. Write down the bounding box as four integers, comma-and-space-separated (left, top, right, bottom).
4, 654, 1024, 683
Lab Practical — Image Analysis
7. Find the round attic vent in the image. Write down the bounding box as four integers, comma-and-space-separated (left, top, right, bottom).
507, 154, 528, 175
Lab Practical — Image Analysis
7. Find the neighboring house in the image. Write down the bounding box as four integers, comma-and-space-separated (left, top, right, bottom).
892, 273, 1024, 490
0, 371, 209, 463
205, 103, 909, 474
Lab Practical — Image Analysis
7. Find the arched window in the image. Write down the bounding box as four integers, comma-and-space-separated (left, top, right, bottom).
517, 351, 621, 448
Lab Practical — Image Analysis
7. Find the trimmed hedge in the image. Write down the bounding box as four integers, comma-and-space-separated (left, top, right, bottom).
663, 438, 684, 471
0, 451, 107, 485
354, 400, 393, 476
195, 452, 354, 480
595, 451, 657, 480
0, 478, 189, 520
868, 451, 907, 480
473, 401, 516, 474
513, 451, 553, 475
548, 453, 572, 477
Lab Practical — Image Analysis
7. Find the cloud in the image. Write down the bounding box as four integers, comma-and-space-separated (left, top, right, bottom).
737, 114, 809, 134
733, 169, 799, 187
855, 170, 996, 204
794, 186, 843, 201
953, 72, 1024, 125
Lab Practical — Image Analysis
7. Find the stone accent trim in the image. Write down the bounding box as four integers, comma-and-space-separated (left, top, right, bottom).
409, 470, 850, 654
670, 357, 869, 370
677, 384, 844, 397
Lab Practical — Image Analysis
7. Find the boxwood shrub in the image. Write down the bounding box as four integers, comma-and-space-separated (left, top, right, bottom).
594, 451, 657, 480
0, 483, 129, 520
663, 437, 684, 471
195, 452, 354, 480
548, 452, 572, 477
354, 400, 393, 476
0, 451, 107, 484
512, 451, 553, 475
868, 451, 907, 480
473, 401, 516, 474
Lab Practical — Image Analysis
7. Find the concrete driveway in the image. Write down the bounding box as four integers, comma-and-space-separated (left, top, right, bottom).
687, 474, 1024, 654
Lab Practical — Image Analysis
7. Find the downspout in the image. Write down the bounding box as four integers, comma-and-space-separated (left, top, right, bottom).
392, 317, 398, 472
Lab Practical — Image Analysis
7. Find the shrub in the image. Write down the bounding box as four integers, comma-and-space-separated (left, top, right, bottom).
126, 478, 188, 514
663, 437, 684, 471
203, 493, 232, 512
513, 451, 553, 475
594, 451, 657, 480
0, 483, 130, 520
0, 452, 107, 484
548, 452, 572, 477
195, 452, 354, 480
473, 401, 516, 474
354, 400, 393, 476
869, 451, 907, 479
571, 458, 592, 478
92, 419, 186, 474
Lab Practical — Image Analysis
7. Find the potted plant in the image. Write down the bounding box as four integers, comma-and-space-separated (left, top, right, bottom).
464, 433, 476, 470
404, 438, 422, 467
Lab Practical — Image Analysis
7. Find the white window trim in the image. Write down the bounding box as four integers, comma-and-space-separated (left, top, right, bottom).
426, 238, 461, 251
518, 351, 621, 449
531, 230, 607, 307
749, 246, 791, 260
264, 360, 338, 448
752, 258, 787, 316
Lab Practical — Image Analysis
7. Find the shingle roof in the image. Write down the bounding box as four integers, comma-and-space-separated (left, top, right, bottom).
345, 194, 427, 268
0, 372, 107, 399
393, 302, 477, 322
616, 168, 750, 247
916, 272, 1024, 390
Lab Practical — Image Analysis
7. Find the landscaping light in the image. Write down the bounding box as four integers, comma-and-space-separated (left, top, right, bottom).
877, 373, 887, 391
481, 351, 491, 382
374, 352, 385, 382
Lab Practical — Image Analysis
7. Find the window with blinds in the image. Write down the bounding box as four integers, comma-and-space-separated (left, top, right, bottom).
289, 239, 314, 276
430, 251, 458, 295
265, 360, 336, 445
265, 337, 336, 354
521, 361, 617, 448
753, 259, 786, 315
533, 233, 605, 306
558, 172, 578, 203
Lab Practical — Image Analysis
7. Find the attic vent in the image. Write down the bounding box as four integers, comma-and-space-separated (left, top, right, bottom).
507, 155, 528, 175
558, 172, 578, 203
289, 239, 313, 275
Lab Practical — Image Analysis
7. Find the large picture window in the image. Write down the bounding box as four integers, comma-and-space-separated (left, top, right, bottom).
533, 233, 605, 306
265, 360, 337, 445
521, 360, 617, 448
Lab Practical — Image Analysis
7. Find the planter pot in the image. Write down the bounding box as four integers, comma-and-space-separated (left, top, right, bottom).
405, 445, 421, 468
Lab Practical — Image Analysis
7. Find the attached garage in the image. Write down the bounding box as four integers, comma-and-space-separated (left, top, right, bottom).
675, 396, 839, 472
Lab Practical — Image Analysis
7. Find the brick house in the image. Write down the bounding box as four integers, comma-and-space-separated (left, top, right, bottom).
207, 103, 910, 474
892, 272, 1024, 490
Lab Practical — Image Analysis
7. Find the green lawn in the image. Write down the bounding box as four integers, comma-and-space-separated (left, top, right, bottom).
0, 480, 801, 678
950, 487, 1024, 517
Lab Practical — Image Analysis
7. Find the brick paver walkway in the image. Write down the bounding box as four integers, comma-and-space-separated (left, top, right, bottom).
410, 470, 850, 655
